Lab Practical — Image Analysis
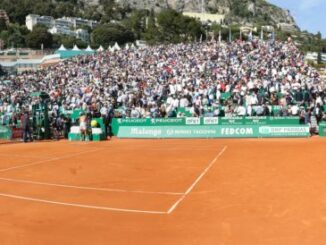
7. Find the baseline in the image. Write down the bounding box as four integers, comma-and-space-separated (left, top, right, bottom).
167, 145, 228, 214
0, 192, 167, 215
0, 177, 183, 196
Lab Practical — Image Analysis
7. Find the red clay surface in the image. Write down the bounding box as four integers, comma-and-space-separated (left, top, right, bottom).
0, 137, 326, 245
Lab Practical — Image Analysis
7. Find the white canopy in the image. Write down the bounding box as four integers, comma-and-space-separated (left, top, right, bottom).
72, 44, 80, 51
125, 43, 130, 50
131, 43, 136, 49
58, 44, 67, 51
85, 45, 93, 52
113, 42, 121, 51
97, 45, 104, 52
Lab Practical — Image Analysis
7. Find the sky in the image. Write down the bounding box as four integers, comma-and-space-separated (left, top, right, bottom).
268, 0, 326, 38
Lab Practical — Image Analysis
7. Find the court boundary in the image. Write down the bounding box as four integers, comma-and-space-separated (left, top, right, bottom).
0, 145, 227, 215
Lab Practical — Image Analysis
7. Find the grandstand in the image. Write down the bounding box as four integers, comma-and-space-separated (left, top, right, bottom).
1, 38, 325, 140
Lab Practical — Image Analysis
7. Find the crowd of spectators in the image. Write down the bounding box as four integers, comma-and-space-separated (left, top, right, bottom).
1, 38, 326, 127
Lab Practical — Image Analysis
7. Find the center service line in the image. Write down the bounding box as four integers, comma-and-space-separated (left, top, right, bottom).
167, 145, 228, 214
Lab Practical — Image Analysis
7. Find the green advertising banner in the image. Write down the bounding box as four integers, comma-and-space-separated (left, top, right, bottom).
319, 123, 326, 137
117, 125, 310, 139
113, 117, 299, 127
0, 126, 12, 140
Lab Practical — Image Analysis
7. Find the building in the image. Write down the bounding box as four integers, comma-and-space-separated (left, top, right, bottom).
277, 23, 297, 33
305, 52, 326, 64
26, 14, 54, 31
26, 14, 97, 42
26, 15, 97, 31
183, 12, 225, 25
65, 17, 98, 29
49, 26, 89, 42
75, 29, 90, 42
0, 9, 9, 24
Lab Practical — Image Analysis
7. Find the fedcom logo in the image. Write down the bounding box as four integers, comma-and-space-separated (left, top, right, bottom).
221, 128, 254, 135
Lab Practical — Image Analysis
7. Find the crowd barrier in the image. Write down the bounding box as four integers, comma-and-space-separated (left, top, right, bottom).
0, 126, 23, 140
319, 123, 326, 136
112, 117, 312, 139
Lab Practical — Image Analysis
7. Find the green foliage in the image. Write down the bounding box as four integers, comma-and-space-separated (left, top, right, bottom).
154, 9, 204, 44
0, 23, 29, 48
91, 23, 135, 48
26, 25, 53, 49
230, 0, 253, 18
0, 19, 7, 31
53, 34, 87, 49
123, 10, 148, 40
0, 65, 5, 76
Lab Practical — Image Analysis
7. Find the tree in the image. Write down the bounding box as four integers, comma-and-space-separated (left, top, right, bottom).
0, 65, 5, 76
26, 25, 53, 49
0, 19, 7, 31
143, 10, 159, 44
91, 23, 135, 48
317, 52, 322, 64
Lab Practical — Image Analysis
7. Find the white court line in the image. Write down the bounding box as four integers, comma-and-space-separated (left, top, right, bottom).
167, 145, 228, 214
0, 148, 102, 173
0, 177, 183, 196
0, 153, 47, 159
0, 192, 167, 215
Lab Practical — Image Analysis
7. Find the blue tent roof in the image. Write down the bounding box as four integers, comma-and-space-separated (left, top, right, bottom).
55, 49, 95, 59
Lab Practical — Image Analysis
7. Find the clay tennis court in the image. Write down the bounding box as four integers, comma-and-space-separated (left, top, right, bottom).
0, 137, 326, 245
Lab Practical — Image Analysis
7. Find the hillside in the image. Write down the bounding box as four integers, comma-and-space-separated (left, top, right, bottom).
111, 0, 298, 29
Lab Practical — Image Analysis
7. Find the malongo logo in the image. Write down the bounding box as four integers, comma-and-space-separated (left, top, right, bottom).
221, 127, 254, 135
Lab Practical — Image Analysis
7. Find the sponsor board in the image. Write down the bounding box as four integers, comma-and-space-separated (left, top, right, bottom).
185, 117, 200, 125
0, 126, 12, 139
203, 117, 219, 125
117, 125, 310, 138
221, 127, 254, 136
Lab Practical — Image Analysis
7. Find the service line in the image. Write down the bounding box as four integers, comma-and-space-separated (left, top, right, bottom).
0, 148, 102, 173
167, 145, 228, 214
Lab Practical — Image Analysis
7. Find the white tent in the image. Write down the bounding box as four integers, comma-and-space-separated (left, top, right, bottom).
72, 44, 80, 51
131, 43, 136, 49
113, 42, 121, 51
58, 44, 67, 51
125, 43, 130, 50
97, 45, 104, 52
108, 46, 114, 52
85, 45, 94, 52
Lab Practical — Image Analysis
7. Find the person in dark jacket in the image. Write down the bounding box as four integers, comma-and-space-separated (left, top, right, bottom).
22, 111, 33, 143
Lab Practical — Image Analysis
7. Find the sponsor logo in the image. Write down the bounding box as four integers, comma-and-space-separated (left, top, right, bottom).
130, 127, 162, 137
119, 118, 147, 124
150, 118, 183, 124
259, 127, 271, 134
186, 117, 200, 125
203, 117, 219, 125
259, 127, 309, 135
221, 127, 254, 135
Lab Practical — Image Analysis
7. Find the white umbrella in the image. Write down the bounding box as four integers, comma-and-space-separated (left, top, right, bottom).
85, 45, 93, 52
109, 46, 115, 52
72, 44, 80, 51
58, 44, 67, 51
97, 45, 104, 52
113, 42, 121, 51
